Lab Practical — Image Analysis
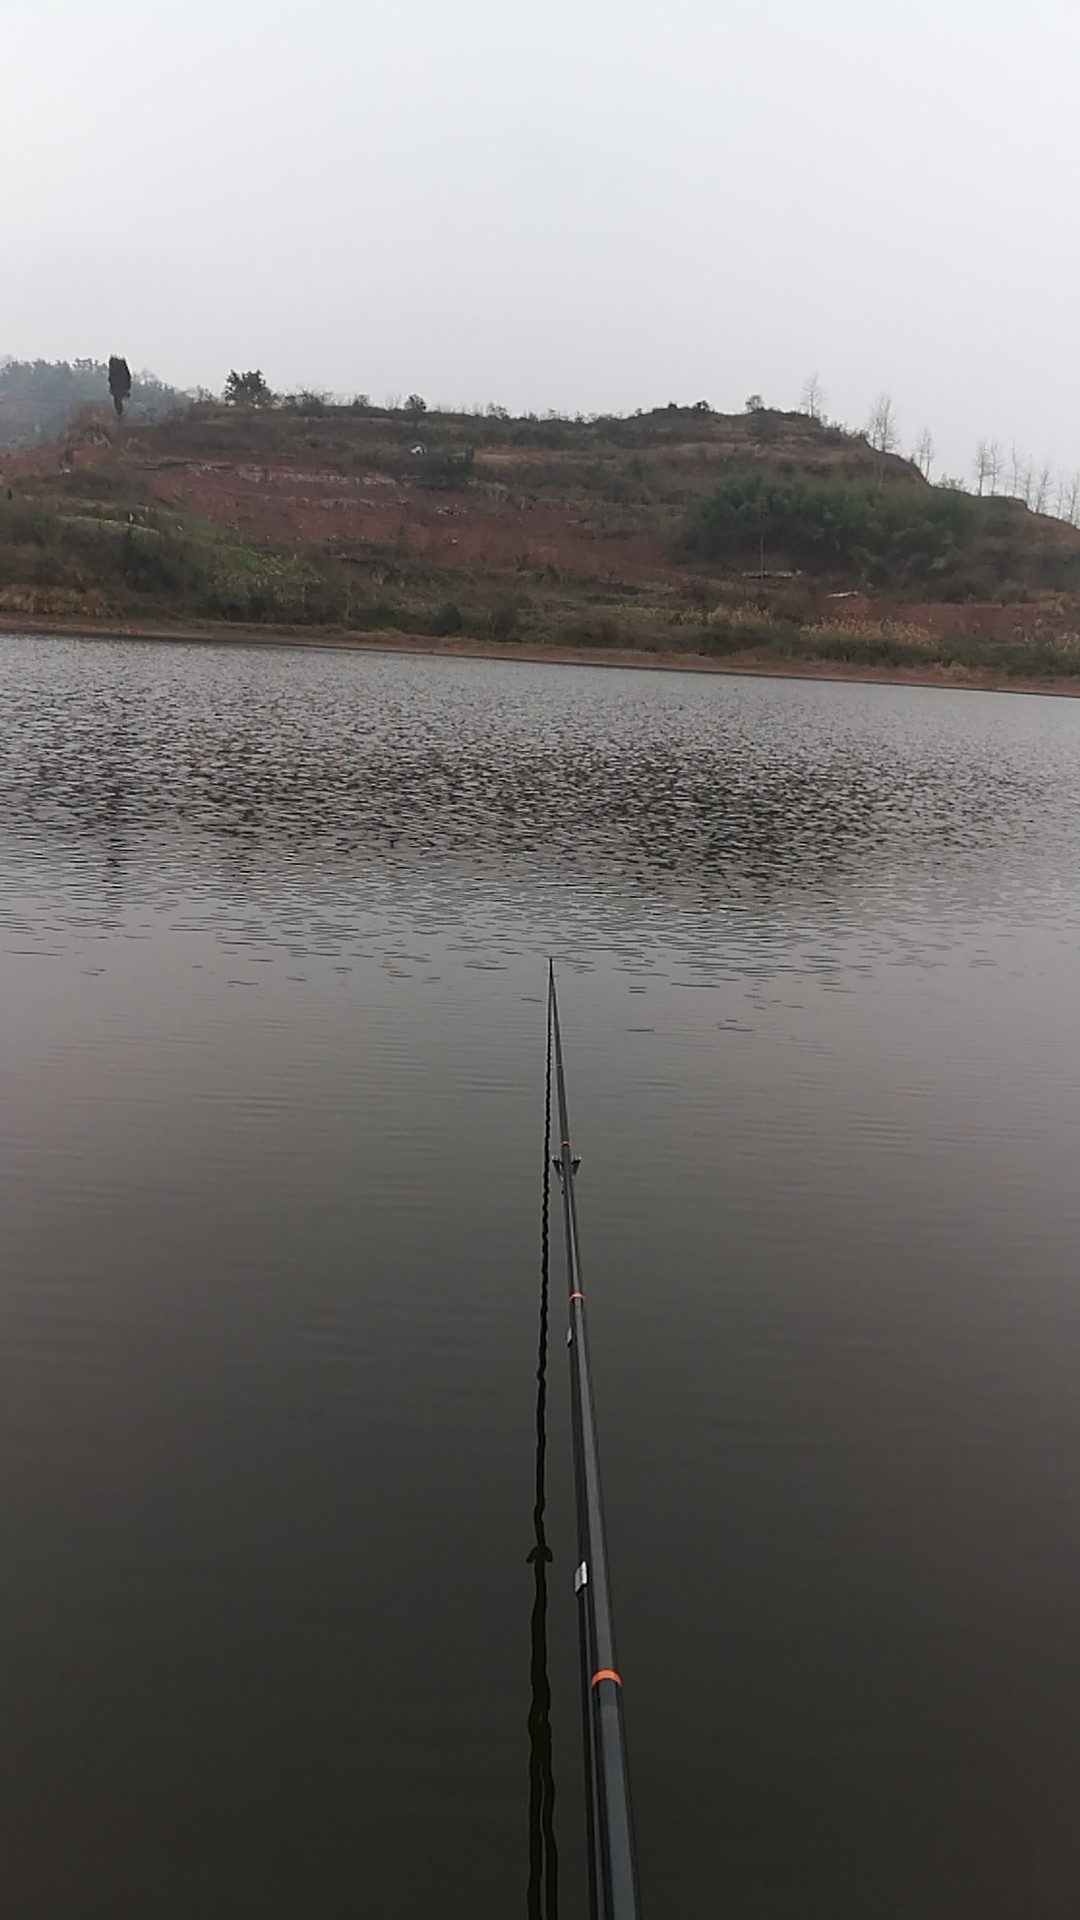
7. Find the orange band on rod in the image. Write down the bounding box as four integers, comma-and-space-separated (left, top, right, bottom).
569, 1292, 584, 1302
590, 1669, 622, 1688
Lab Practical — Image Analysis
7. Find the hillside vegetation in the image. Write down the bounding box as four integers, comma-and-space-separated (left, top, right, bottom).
4, 395, 1080, 683
677, 470, 1080, 599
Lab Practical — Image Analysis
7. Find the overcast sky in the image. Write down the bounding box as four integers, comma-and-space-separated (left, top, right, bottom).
4, 0, 1077, 479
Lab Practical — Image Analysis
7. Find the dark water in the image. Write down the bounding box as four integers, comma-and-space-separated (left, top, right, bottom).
4, 635, 1080, 1918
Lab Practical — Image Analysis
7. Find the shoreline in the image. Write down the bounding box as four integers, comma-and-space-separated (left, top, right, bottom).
2, 611, 1079, 700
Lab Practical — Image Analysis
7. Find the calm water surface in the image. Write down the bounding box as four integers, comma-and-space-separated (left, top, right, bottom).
3, 636, 1080, 1918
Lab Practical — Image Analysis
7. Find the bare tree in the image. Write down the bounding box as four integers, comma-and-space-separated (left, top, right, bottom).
801, 372, 825, 422
1007, 444, 1025, 498
973, 440, 1002, 495
867, 392, 899, 455
1068, 472, 1080, 527
911, 428, 935, 479
1055, 471, 1069, 519
867, 392, 899, 493
1033, 463, 1052, 515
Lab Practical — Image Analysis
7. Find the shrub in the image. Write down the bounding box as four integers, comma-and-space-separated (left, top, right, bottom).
357, 600, 398, 629
120, 527, 183, 592
489, 598, 521, 641
700, 624, 754, 657
246, 585, 277, 621
0, 505, 50, 546
198, 582, 250, 621
415, 447, 475, 491
561, 615, 622, 648
431, 600, 464, 636
677, 469, 975, 592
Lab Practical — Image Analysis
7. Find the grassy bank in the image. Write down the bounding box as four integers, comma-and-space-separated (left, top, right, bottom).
7, 611, 1080, 704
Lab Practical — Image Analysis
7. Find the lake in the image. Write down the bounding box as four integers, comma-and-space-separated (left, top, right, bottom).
3, 635, 1080, 1918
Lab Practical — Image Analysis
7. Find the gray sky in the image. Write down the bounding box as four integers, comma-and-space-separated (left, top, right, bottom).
5, 0, 1078, 480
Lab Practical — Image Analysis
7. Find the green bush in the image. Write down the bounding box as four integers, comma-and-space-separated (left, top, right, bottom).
246, 585, 277, 622
699, 625, 754, 657
561, 615, 622, 648
0, 504, 51, 546
489, 598, 522, 641
198, 583, 251, 622
31, 553, 71, 587
431, 600, 464, 636
415, 448, 476, 491
120, 527, 184, 592
678, 470, 975, 592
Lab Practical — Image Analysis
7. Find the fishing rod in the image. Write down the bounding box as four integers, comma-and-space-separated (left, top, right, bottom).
547, 962, 640, 1920
527, 984, 558, 1920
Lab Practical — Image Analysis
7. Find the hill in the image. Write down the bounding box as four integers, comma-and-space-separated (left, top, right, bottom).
3, 397, 1080, 683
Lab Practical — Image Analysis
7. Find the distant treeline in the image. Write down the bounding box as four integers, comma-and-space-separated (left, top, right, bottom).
0, 358, 185, 450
